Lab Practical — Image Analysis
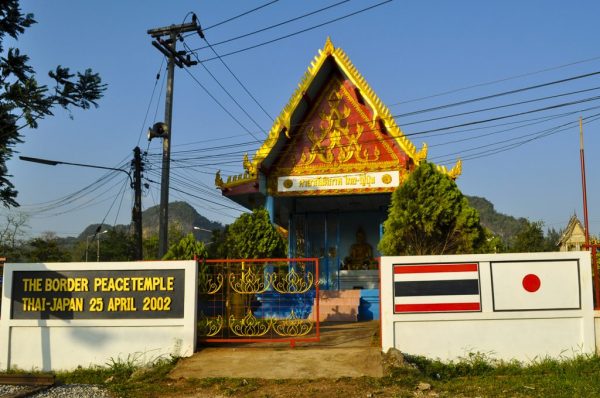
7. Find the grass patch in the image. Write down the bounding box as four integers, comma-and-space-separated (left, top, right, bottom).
401, 352, 600, 397
51, 354, 180, 398
7, 352, 600, 397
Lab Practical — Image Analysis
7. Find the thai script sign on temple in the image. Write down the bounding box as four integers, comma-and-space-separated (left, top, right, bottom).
11, 269, 185, 320
277, 171, 400, 193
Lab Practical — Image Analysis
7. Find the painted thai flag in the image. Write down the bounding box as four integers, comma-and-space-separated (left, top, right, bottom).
393, 263, 481, 313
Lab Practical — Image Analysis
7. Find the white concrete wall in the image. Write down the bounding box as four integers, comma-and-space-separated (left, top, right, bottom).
0, 261, 197, 371
381, 252, 594, 362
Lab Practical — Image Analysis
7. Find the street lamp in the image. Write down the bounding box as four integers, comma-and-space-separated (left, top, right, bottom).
86, 230, 108, 262
20, 152, 144, 261
96, 230, 109, 262
19, 156, 132, 181
193, 226, 213, 246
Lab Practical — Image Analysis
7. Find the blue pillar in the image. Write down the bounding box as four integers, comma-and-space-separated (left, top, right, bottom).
265, 195, 275, 223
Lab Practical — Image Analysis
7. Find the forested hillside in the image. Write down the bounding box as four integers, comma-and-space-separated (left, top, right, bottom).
465, 196, 529, 243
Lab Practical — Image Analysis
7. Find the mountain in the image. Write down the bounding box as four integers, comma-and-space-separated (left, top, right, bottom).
77, 201, 224, 242
75, 197, 525, 245
141, 201, 224, 239
466, 195, 529, 243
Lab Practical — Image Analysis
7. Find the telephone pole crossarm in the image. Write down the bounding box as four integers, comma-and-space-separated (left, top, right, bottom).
148, 23, 199, 68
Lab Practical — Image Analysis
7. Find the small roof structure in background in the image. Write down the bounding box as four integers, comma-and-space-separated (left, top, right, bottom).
558, 215, 586, 251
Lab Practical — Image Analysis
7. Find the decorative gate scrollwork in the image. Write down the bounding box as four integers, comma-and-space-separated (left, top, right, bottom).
197, 258, 319, 343
271, 267, 314, 294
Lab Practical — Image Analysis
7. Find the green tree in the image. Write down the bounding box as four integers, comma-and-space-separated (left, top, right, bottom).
163, 233, 207, 260
98, 229, 135, 261
510, 220, 548, 253
0, 1, 106, 207
544, 227, 561, 252
26, 232, 70, 262
480, 228, 505, 254
0, 211, 28, 260
223, 208, 286, 259
378, 162, 485, 255
143, 234, 160, 260
143, 221, 186, 260
206, 227, 228, 259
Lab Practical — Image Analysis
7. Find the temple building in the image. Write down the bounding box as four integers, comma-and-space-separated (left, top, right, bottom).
558, 215, 587, 251
215, 38, 460, 295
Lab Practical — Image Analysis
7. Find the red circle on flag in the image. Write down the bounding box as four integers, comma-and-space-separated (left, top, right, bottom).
522, 274, 541, 292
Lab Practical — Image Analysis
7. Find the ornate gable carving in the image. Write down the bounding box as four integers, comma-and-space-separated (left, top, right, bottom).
272, 76, 410, 176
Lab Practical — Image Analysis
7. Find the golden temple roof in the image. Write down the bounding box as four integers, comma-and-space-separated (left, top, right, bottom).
216, 38, 461, 190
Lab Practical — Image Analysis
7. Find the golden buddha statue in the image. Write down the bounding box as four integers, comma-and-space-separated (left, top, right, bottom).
343, 227, 376, 270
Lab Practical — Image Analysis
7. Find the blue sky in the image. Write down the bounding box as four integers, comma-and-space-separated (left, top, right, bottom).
6, 0, 600, 238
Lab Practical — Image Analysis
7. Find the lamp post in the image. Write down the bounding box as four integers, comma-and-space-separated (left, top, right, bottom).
96, 230, 108, 262
19, 152, 144, 260
86, 230, 107, 262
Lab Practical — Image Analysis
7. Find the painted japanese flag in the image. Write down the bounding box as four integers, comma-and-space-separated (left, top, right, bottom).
490, 260, 581, 311
393, 263, 481, 313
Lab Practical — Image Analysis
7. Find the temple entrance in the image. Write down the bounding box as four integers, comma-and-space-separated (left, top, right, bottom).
290, 212, 340, 290
290, 209, 385, 291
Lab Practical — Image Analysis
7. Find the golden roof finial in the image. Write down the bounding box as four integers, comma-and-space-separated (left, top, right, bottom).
323, 37, 335, 54
448, 159, 462, 179
215, 170, 224, 188
243, 153, 256, 175
415, 143, 428, 163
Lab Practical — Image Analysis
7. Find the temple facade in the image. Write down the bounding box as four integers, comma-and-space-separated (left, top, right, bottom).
216, 38, 460, 293
558, 215, 587, 251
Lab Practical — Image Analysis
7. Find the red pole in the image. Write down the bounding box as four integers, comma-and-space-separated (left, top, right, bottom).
580, 118, 599, 308
580, 118, 591, 247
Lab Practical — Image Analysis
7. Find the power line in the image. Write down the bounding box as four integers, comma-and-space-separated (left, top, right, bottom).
182, 67, 263, 142
146, 96, 600, 163
182, 40, 267, 133
405, 95, 600, 138
20, 157, 132, 214
433, 113, 600, 163
393, 71, 600, 122
147, 140, 258, 156
136, 57, 166, 146
181, 68, 600, 142
29, 174, 130, 219
190, 0, 352, 50
202, 37, 274, 121
390, 55, 600, 107
203, 0, 280, 31
144, 177, 247, 212
429, 105, 600, 149
190, 0, 393, 62
398, 85, 600, 127
169, 132, 250, 148
145, 67, 600, 155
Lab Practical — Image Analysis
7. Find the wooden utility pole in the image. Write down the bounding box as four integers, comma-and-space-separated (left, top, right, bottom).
147, 22, 199, 258
132, 146, 143, 260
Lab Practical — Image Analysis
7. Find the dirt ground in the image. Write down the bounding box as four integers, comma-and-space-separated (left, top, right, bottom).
170, 321, 384, 380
